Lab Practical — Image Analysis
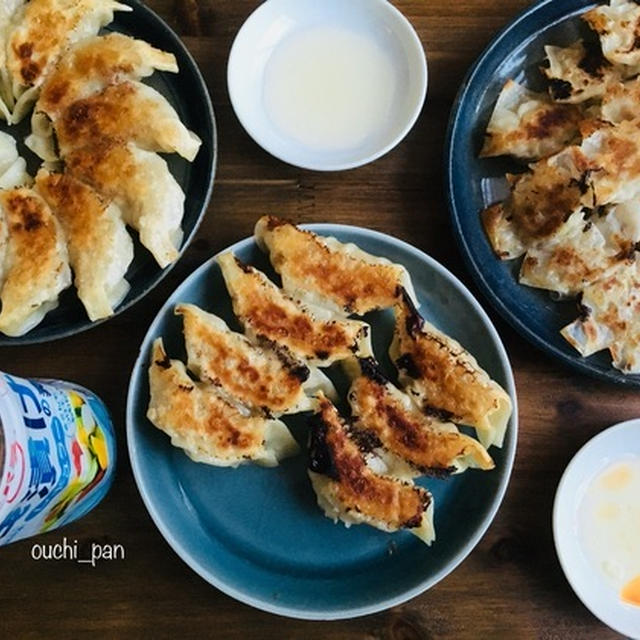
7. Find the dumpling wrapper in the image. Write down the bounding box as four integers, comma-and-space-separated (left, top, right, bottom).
0, 131, 30, 190
308, 393, 435, 545
542, 41, 620, 103
0, 0, 24, 120
31, 81, 201, 162
217, 252, 373, 367
583, 0, 640, 67
345, 357, 494, 478
176, 303, 337, 416
65, 139, 185, 268
482, 145, 592, 259
147, 338, 299, 467
600, 78, 640, 123
562, 255, 640, 374
579, 119, 640, 205
390, 288, 512, 449
0, 188, 71, 336
480, 79, 581, 160
255, 215, 418, 316
28, 33, 179, 161
35, 169, 133, 321
519, 205, 640, 296
6, 0, 131, 123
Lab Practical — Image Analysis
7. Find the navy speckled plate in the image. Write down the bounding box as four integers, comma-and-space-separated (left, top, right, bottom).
445, 0, 640, 387
127, 225, 517, 619
0, 0, 217, 345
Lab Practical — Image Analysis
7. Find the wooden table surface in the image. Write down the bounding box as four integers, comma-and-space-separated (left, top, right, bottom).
0, 0, 637, 638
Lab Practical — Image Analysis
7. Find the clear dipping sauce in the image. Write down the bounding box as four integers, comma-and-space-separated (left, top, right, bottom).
263, 25, 396, 152
579, 457, 640, 607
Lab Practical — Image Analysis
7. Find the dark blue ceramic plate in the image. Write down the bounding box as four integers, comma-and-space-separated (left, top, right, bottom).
127, 226, 518, 619
445, 0, 640, 387
0, 0, 217, 346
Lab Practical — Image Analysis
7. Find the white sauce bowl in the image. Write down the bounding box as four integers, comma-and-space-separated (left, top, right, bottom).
227, 0, 427, 171
554, 419, 640, 639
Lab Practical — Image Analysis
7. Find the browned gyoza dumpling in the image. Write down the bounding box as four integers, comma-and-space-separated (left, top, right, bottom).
254, 215, 417, 316
5, 0, 131, 122
27, 33, 181, 161
64, 139, 185, 268
0, 187, 71, 336
35, 169, 134, 321
390, 289, 512, 449
480, 79, 581, 160
308, 393, 435, 545
217, 252, 373, 366
345, 358, 494, 478
147, 338, 299, 467
176, 303, 337, 416
49, 81, 201, 160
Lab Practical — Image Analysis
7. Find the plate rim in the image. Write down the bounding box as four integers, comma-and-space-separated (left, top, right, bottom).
552, 418, 640, 639
126, 223, 519, 620
443, 0, 640, 388
0, 0, 218, 346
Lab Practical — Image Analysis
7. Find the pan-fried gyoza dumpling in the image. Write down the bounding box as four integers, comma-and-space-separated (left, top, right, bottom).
28, 33, 179, 161
562, 256, 640, 373
390, 288, 512, 449
65, 139, 185, 268
0, 188, 71, 336
308, 393, 435, 545
30, 81, 200, 162
217, 252, 373, 366
35, 169, 133, 321
147, 338, 299, 467
176, 303, 337, 416
345, 358, 494, 478
542, 41, 620, 103
54, 82, 200, 160
519, 205, 640, 296
6, 0, 131, 123
480, 80, 581, 160
0, 0, 24, 121
482, 145, 592, 259
254, 215, 417, 316
583, 0, 640, 67
562, 256, 640, 372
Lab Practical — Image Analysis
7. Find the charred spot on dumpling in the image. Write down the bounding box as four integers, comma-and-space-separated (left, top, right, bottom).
524, 106, 579, 141
7, 195, 45, 233
350, 428, 383, 453
398, 287, 424, 337
396, 353, 421, 379
233, 256, 253, 274
424, 405, 456, 423
578, 40, 610, 78
308, 414, 339, 479
315, 349, 330, 360
403, 493, 432, 529
549, 79, 573, 101
359, 357, 389, 386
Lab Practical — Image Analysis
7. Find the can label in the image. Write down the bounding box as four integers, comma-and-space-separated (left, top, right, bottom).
0, 374, 115, 545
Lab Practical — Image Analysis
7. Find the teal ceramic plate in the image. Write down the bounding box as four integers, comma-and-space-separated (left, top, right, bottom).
126, 225, 518, 619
